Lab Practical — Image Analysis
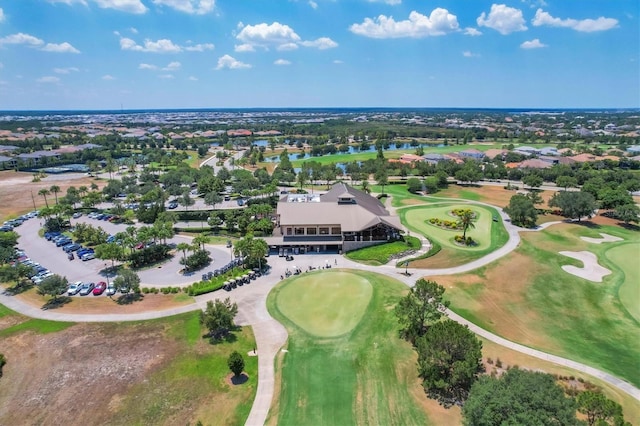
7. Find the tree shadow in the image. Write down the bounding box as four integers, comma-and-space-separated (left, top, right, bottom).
230, 373, 249, 385
42, 296, 72, 310
4, 282, 34, 295
115, 293, 144, 305
574, 220, 601, 229
618, 222, 639, 231
206, 325, 241, 345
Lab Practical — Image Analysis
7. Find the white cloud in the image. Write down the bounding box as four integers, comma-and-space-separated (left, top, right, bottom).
464, 27, 482, 36
333, 59, 343, 64
274, 59, 291, 66
234, 43, 255, 52
520, 38, 547, 49
42, 42, 80, 53
120, 37, 182, 53
163, 61, 181, 71
47, 0, 88, 4
139, 63, 158, 70
308, 1, 317, 9
184, 43, 214, 51
158, 74, 174, 79
236, 22, 301, 51
102, 74, 115, 80
152, 0, 215, 15
462, 50, 480, 57
349, 8, 460, 38
277, 42, 299, 51
130, 27, 138, 34
188, 76, 198, 81
93, 0, 147, 14
215, 54, 251, 70
367, 0, 401, 4
53, 67, 80, 74
37, 76, 60, 83
0, 33, 44, 46
532, 9, 618, 32
477, 4, 527, 35
300, 37, 338, 49
0, 7, 5, 23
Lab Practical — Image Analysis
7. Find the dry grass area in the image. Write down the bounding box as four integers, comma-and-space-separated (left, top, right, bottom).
8, 286, 194, 314
0, 321, 181, 425
437, 184, 555, 209
0, 170, 107, 221
428, 250, 563, 352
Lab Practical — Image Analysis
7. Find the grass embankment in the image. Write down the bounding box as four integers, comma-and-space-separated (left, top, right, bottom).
267, 270, 433, 425
345, 236, 421, 266
435, 223, 640, 387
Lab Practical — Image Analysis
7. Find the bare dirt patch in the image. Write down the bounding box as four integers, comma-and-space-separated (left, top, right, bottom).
0, 170, 106, 221
0, 322, 181, 426
9, 287, 193, 314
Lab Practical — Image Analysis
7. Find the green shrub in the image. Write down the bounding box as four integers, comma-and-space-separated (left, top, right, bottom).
170, 287, 179, 294
152, 287, 159, 294
142, 287, 150, 294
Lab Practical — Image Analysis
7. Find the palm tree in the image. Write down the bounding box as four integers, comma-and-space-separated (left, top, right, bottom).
49, 185, 61, 205
176, 242, 190, 264
193, 234, 211, 251
361, 181, 370, 194
38, 188, 51, 208
457, 210, 476, 240
78, 186, 88, 197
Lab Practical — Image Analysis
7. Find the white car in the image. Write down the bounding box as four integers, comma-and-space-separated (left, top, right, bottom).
106, 284, 116, 296
32, 272, 53, 284
81, 252, 95, 261
67, 281, 83, 295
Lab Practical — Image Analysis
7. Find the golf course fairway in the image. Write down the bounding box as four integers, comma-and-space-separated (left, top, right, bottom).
267, 269, 431, 425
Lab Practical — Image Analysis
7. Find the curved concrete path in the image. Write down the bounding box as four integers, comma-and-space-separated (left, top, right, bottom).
1, 196, 638, 426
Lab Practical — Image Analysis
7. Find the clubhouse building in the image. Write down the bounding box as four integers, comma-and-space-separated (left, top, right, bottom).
265, 183, 403, 254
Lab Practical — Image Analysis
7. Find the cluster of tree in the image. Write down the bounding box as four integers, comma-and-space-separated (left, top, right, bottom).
395, 279, 484, 407
0, 231, 19, 265
504, 194, 540, 228
233, 234, 268, 270
462, 369, 630, 426
72, 223, 109, 246
200, 297, 239, 341
208, 204, 274, 236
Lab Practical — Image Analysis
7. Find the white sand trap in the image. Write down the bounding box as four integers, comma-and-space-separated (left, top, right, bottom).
580, 233, 623, 244
559, 251, 612, 283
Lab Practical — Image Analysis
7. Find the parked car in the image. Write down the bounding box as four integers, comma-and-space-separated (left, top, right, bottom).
72, 212, 82, 219
106, 235, 116, 243
106, 284, 117, 296
67, 281, 83, 295
32, 273, 53, 284
63, 243, 81, 252
93, 281, 107, 295
81, 252, 95, 261
77, 248, 94, 257
55, 238, 72, 247
167, 201, 178, 209
79, 282, 95, 296
45, 231, 61, 240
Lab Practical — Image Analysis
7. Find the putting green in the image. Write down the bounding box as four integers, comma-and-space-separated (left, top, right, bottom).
274, 271, 373, 337
607, 243, 640, 322
404, 204, 494, 251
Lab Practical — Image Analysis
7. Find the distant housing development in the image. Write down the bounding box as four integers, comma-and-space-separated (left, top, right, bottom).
267, 183, 403, 254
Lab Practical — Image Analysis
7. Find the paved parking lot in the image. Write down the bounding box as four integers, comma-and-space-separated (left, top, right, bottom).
14, 216, 234, 291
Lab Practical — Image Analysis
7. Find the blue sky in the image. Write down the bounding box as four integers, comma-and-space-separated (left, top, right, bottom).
0, 0, 637, 110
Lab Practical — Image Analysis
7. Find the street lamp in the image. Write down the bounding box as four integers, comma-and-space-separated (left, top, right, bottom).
104, 263, 110, 286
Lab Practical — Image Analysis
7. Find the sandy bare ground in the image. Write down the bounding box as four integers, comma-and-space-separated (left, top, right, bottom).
581, 233, 624, 244
559, 251, 612, 283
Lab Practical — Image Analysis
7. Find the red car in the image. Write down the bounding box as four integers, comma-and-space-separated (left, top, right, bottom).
93, 281, 107, 295
135, 243, 145, 250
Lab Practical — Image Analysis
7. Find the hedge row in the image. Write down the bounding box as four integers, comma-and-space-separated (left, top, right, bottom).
184, 267, 250, 296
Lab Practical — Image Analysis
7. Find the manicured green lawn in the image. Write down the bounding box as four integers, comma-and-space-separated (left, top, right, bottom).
268, 270, 430, 426
606, 243, 640, 322
398, 203, 508, 267
0, 317, 74, 336
345, 236, 421, 266
443, 224, 640, 387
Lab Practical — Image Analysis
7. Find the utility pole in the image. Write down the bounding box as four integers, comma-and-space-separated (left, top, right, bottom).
31, 191, 37, 211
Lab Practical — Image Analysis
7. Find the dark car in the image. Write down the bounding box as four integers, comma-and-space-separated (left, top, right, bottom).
45, 231, 61, 241
167, 201, 178, 209
56, 238, 72, 247
93, 281, 107, 295
63, 243, 81, 252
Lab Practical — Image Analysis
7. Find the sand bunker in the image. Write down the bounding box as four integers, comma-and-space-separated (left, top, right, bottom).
559, 251, 612, 283
580, 233, 623, 244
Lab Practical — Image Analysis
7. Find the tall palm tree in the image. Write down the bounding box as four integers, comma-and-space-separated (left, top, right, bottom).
176, 242, 190, 264
78, 186, 88, 197
49, 185, 61, 205
361, 181, 370, 194
457, 210, 476, 240
38, 188, 50, 208
193, 234, 211, 251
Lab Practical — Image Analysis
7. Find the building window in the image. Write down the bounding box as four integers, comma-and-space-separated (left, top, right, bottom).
286, 228, 292, 235
306, 227, 317, 235
331, 227, 341, 235
319, 227, 329, 235
295, 227, 305, 235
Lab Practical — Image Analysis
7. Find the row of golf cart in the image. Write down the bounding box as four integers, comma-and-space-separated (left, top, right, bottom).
201, 256, 246, 281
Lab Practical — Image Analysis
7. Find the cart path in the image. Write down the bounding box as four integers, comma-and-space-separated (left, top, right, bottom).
1, 202, 638, 426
